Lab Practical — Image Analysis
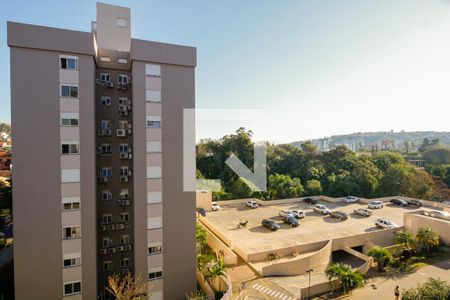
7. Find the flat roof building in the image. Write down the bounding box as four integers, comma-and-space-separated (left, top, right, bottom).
8, 3, 196, 299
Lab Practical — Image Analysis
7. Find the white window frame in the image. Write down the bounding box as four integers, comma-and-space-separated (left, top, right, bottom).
103, 237, 113, 248
146, 141, 162, 153
101, 96, 111, 106
60, 112, 79, 126
63, 281, 82, 296
62, 197, 81, 211
119, 212, 129, 223
120, 234, 130, 245
63, 253, 82, 268
102, 214, 112, 224
61, 143, 80, 155
148, 242, 163, 255
103, 260, 113, 271
60, 84, 79, 98
60, 55, 78, 70
148, 267, 163, 281
121, 257, 130, 268
145, 90, 161, 103
145, 64, 161, 77
62, 225, 81, 240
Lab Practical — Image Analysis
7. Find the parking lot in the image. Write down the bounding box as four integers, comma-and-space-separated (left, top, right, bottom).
204, 199, 426, 255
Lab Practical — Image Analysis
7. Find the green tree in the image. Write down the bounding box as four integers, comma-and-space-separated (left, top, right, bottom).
367, 247, 393, 272
305, 179, 323, 195
325, 263, 364, 294
401, 277, 450, 300
416, 226, 440, 254
106, 272, 149, 300
204, 256, 227, 293
196, 223, 207, 254
422, 146, 450, 164
232, 177, 255, 198
394, 229, 415, 251
267, 173, 304, 199
325, 263, 351, 294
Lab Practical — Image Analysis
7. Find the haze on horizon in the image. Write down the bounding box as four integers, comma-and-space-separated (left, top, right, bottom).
1, 1, 450, 143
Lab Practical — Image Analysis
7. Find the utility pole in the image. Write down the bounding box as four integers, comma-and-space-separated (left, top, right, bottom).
306, 269, 314, 300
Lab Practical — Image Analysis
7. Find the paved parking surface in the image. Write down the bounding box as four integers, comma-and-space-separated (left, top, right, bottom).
205, 199, 426, 254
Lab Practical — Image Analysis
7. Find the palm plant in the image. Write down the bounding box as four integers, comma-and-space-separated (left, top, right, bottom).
394, 229, 415, 250
416, 226, 440, 254
367, 246, 393, 272
203, 256, 227, 292
340, 271, 364, 294
325, 263, 351, 294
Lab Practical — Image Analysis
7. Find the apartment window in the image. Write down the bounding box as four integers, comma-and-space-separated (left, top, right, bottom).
60, 113, 79, 126
148, 242, 162, 255
100, 57, 111, 62
100, 73, 111, 81
101, 144, 112, 154
117, 17, 128, 28
145, 90, 161, 102
120, 235, 130, 245
118, 58, 128, 64
63, 256, 81, 268
121, 257, 130, 268
146, 116, 161, 128
148, 270, 163, 281
145, 64, 161, 77
103, 237, 113, 248
101, 167, 112, 177
146, 141, 161, 153
103, 260, 113, 271
63, 281, 81, 296
101, 96, 111, 106
118, 74, 128, 84
100, 120, 111, 130
63, 226, 81, 239
120, 167, 130, 176
119, 144, 129, 153
102, 190, 112, 201
60, 57, 78, 70
61, 85, 79, 98
147, 192, 162, 204
118, 97, 128, 106
62, 197, 80, 211
61, 143, 79, 154
118, 120, 128, 129
102, 214, 112, 224
119, 212, 129, 223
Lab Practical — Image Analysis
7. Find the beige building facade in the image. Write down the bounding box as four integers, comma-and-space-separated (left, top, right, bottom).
9, 3, 196, 299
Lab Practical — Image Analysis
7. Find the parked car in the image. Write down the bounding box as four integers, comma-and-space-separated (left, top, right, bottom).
423, 210, 450, 220
343, 196, 359, 203
405, 199, 423, 207
368, 201, 384, 209
353, 208, 373, 217
262, 219, 281, 231
282, 215, 299, 227
246, 201, 259, 209
211, 202, 221, 211
390, 198, 408, 206
304, 197, 318, 205
313, 204, 331, 215
196, 207, 206, 217
290, 209, 306, 219
330, 211, 349, 220
279, 209, 294, 218
375, 218, 398, 229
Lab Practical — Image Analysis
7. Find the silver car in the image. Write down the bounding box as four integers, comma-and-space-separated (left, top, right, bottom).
354, 208, 373, 217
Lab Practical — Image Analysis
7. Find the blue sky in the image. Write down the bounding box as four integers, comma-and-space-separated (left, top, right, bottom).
1, 1, 450, 143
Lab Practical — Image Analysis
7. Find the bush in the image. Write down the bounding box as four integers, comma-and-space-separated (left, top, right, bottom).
402, 277, 450, 300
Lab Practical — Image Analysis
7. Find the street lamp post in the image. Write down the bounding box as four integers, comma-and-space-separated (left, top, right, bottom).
306, 269, 314, 300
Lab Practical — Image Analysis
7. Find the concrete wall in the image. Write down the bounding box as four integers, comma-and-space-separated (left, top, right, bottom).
261, 240, 332, 276
198, 216, 232, 247
332, 226, 402, 252
404, 212, 450, 246
197, 223, 238, 266
197, 190, 212, 211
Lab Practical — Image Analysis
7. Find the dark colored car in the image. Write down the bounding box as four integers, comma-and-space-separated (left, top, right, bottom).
405, 199, 423, 207
304, 197, 318, 205
282, 215, 300, 227
262, 219, 281, 231
330, 211, 349, 220
390, 198, 408, 206
196, 207, 206, 217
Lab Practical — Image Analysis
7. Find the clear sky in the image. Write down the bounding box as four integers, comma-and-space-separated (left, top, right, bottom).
1, 0, 450, 143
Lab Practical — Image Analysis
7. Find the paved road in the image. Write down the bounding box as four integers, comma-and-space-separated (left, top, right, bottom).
348, 260, 450, 300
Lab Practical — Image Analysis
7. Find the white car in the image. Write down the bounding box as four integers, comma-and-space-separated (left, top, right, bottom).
246, 201, 259, 209
313, 204, 331, 215
353, 208, 373, 217
368, 201, 384, 209
279, 209, 305, 219
343, 196, 359, 203
423, 210, 450, 220
375, 218, 398, 229
211, 202, 221, 211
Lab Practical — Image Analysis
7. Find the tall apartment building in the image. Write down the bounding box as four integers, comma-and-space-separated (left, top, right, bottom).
8, 3, 196, 299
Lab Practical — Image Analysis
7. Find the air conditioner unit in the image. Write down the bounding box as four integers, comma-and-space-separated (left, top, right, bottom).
97, 129, 104, 136
101, 225, 108, 231
120, 193, 129, 200
127, 129, 132, 135
96, 78, 103, 85
116, 200, 122, 206
120, 175, 129, 183
119, 152, 128, 159
124, 244, 132, 251
127, 170, 132, 176
99, 249, 107, 255
119, 110, 128, 117
119, 104, 127, 111
105, 81, 114, 88
107, 224, 115, 231
122, 200, 131, 206
117, 129, 126, 137
128, 154, 133, 160
98, 177, 108, 183
104, 129, 112, 136
108, 247, 116, 254
117, 246, 125, 252
116, 223, 125, 230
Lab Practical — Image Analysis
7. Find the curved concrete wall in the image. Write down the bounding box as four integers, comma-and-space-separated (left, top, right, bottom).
261, 240, 332, 276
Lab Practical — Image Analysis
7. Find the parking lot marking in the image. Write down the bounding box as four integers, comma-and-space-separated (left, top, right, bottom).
251, 283, 295, 300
